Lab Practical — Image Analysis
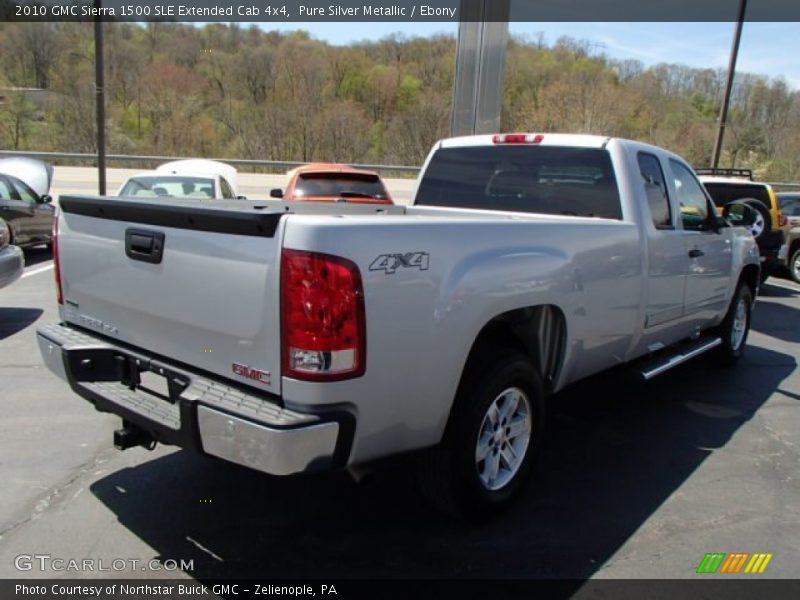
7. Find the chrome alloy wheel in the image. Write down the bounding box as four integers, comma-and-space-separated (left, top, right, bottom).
731, 297, 748, 351
749, 211, 765, 238
791, 252, 800, 283
475, 386, 532, 491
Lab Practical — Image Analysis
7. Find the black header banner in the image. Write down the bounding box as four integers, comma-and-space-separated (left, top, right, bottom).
2, 0, 800, 23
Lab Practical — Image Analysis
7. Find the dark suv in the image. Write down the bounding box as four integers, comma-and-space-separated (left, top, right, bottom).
697, 168, 788, 281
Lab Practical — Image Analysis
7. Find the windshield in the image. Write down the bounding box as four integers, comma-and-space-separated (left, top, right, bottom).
294, 173, 388, 199
415, 145, 622, 219
120, 176, 216, 198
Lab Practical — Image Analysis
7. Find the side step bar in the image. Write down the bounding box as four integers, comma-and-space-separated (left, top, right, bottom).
636, 336, 722, 381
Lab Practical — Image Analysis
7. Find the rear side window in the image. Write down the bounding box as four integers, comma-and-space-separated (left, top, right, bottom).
637, 153, 671, 229
415, 146, 622, 219
778, 194, 800, 216
703, 182, 771, 211
295, 174, 388, 200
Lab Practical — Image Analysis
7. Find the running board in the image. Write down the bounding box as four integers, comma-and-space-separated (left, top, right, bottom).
636, 337, 722, 381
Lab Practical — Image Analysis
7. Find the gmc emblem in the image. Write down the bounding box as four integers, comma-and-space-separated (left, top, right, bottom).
232, 363, 271, 386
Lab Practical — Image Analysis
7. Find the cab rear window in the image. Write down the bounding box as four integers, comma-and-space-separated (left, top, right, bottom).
415, 146, 622, 219
295, 173, 388, 199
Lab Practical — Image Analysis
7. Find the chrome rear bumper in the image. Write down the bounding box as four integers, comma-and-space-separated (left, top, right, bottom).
37, 322, 349, 476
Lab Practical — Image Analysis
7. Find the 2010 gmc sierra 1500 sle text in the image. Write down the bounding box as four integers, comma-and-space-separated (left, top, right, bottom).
38, 134, 760, 518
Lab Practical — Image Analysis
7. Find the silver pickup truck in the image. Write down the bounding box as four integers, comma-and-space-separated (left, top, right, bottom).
38, 134, 760, 517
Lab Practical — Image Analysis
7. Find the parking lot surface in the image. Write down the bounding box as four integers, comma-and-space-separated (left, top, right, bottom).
1, 243, 799, 581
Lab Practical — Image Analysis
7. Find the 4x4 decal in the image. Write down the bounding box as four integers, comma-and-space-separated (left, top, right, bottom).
369, 252, 430, 274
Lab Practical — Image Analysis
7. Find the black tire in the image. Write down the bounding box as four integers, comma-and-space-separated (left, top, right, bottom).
417, 347, 546, 520
713, 283, 753, 365
789, 247, 800, 284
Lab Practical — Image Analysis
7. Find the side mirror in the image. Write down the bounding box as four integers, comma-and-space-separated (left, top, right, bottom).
270, 188, 284, 199
38, 194, 53, 204
722, 202, 757, 227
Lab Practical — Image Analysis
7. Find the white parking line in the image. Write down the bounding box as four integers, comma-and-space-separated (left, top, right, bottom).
764, 279, 800, 293
21, 263, 54, 279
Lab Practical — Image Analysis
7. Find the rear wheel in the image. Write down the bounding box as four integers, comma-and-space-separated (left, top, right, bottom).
713, 283, 753, 365
790, 248, 800, 284
417, 348, 545, 519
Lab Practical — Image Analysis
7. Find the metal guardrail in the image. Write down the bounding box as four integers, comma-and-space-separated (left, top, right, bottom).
3, 150, 799, 189
0, 150, 422, 175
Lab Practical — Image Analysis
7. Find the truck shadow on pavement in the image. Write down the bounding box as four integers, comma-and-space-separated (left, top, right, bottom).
751, 289, 800, 343
89, 340, 795, 582
0, 307, 43, 340
22, 246, 53, 268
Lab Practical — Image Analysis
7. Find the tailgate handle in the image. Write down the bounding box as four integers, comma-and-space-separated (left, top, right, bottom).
125, 229, 165, 264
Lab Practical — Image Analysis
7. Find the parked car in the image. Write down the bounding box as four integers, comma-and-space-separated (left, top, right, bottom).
777, 191, 800, 227
0, 157, 55, 249
39, 133, 758, 518
117, 160, 245, 200
697, 168, 788, 282
0, 217, 24, 289
271, 163, 393, 205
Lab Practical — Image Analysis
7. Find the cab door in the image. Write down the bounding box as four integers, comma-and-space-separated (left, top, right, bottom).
638, 152, 687, 333
667, 159, 733, 329
0, 175, 33, 244
9, 175, 54, 243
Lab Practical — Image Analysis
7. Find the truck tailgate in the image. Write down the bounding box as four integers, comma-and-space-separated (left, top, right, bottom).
57, 195, 285, 396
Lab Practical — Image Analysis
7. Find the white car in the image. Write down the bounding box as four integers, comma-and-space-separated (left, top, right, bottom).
117, 160, 244, 200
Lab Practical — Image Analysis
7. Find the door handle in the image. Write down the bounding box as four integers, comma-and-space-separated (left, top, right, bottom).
125, 228, 165, 264
688, 248, 704, 258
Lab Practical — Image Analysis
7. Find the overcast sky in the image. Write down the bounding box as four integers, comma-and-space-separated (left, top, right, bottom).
259, 22, 800, 89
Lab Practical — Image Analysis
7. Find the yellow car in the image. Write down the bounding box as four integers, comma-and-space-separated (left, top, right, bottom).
697, 168, 789, 281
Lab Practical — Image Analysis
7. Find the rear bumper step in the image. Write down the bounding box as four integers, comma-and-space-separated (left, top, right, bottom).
37, 322, 351, 476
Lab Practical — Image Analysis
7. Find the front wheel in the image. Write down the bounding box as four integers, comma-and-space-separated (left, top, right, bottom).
789, 248, 800, 284
713, 283, 753, 365
417, 348, 546, 519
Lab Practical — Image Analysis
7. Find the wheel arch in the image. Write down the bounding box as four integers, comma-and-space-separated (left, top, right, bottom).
459, 304, 567, 396
789, 237, 800, 262
739, 263, 760, 295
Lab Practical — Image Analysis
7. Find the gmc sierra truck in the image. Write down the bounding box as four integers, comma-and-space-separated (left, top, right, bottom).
38, 134, 760, 517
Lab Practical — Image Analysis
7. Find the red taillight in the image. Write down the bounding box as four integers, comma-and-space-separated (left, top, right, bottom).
281, 249, 366, 381
52, 211, 63, 305
492, 133, 544, 144
778, 212, 788, 227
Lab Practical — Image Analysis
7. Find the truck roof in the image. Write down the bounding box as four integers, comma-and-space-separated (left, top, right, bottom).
698, 175, 770, 188
439, 133, 611, 149
285, 163, 381, 179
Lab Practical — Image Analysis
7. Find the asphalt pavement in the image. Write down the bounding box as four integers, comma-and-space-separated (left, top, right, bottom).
0, 247, 798, 583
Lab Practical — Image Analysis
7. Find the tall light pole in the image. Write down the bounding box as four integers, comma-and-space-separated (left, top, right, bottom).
711, 0, 748, 169
94, 0, 106, 195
